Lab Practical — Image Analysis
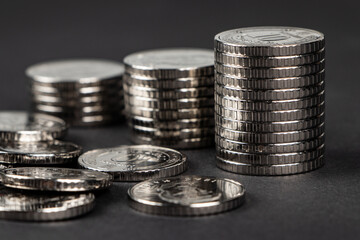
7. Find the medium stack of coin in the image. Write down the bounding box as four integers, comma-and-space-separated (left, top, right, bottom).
26, 59, 125, 127
214, 26, 325, 175
123, 48, 215, 149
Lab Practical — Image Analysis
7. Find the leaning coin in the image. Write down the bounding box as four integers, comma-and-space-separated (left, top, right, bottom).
0, 141, 82, 165
0, 167, 112, 191
0, 111, 67, 142
78, 145, 187, 181
128, 176, 245, 216
216, 155, 324, 175
215, 26, 324, 56
130, 135, 214, 149
0, 186, 95, 221
124, 48, 214, 78
215, 71, 325, 89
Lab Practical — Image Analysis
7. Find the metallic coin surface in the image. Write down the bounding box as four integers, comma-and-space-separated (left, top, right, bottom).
0, 140, 82, 165
215, 26, 324, 56
0, 186, 95, 221
128, 176, 245, 216
216, 155, 324, 175
215, 49, 325, 67
0, 111, 67, 142
130, 135, 214, 149
124, 48, 214, 78
78, 145, 187, 181
26, 59, 124, 84
0, 167, 112, 191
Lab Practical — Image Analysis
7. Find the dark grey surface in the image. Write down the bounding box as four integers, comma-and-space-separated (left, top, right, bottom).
0, 0, 359, 239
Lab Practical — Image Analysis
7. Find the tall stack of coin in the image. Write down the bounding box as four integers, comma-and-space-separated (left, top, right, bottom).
123, 48, 215, 149
214, 26, 325, 175
27, 59, 125, 127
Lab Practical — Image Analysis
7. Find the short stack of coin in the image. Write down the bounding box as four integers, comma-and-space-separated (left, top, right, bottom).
27, 59, 125, 127
123, 48, 215, 149
214, 26, 326, 175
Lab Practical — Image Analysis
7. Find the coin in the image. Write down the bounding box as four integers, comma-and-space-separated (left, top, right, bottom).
215, 134, 325, 153
128, 176, 246, 216
78, 145, 187, 181
215, 71, 325, 89
0, 167, 112, 191
123, 73, 214, 89
0, 186, 95, 221
0, 111, 67, 142
124, 48, 214, 78
130, 135, 214, 149
215, 26, 324, 56
32, 103, 122, 115
26, 59, 124, 85
0, 141, 82, 165
216, 155, 324, 175
215, 49, 325, 67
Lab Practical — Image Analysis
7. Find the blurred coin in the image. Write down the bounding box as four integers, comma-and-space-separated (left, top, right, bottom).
128, 176, 245, 216
78, 145, 187, 181
131, 135, 213, 149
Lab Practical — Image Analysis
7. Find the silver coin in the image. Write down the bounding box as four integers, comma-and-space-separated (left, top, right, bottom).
78, 145, 187, 181
0, 186, 95, 221
125, 106, 214, 120
216, 155, 324, 175
128, 176, 246, 216
32, 103, 122, 116
215, 124, 325, 143
215, 70, 325, 89
124, 94, 214, 110
0, 140, 82, 165
215, 60, 325, 79
0, 111, 67, 142
130, 124, 214, 139
215, 133, 325, 154
26, 59, 124, 84
215, 81, 324, 100
215, 91, 325, 111
0, 167, 112, 191
124, 48, 214, 78
215, 112, 325, 132
31, 93, 121, 105
215, 102, 325, 122
128, 116, 214, 130
123, 84, 213, 99
216, 144, 324, 165
215, 49, 325, 67
131, 135, 214, 149
215, 26, 324, 56
59, 114, 119, 127
0, 164, 11, 170
123, 73, 214, 89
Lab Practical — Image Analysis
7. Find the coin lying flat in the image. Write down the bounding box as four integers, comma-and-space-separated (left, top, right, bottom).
0, 167, 112, 191
130, 135, 214, 149
78, 145, 187, 181
0, 111, 67, 142
215, 26, 325, 56
124, 48, 214, 78
0, 185, 95, 221
0, 141, 82, 165
128, 176, 246, 216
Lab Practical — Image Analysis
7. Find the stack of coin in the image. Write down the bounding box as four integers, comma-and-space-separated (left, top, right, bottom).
123, 48, 215, 149
214, 26, 325, 175
26, 59, 125, 127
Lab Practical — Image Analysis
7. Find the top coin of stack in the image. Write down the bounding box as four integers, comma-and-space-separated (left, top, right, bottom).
214, 26, 325, 175
27, 59, 125, 127
123, 48, 215, 149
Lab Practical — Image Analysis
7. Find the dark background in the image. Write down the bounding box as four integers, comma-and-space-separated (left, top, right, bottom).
0, 0, 359, 239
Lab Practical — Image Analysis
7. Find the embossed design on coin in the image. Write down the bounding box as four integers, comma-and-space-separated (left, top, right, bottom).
78, 145, 187, 181
128, 176, 245, 216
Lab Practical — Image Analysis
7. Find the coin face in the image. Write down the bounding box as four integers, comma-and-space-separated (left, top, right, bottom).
128, 176, 246, 216
124, 48, 213, 70
78, 145, 187, 181
216, 26, 324, 47
26, 59, 125, 83
0, 185, 95, 221
0, 167, 112, 191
